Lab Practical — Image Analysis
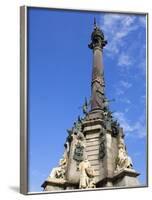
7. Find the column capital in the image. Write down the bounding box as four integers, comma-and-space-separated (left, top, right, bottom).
88, 25, 107, 50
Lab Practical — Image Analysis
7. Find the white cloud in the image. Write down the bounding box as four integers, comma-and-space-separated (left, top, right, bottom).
115, 87, 124, 96
140, 95, 146, 104
137, 44, 146, 75
124, 108, 129, 113
115, 80, 132, 98
139, 60, 146, 74
114, 112, 146, 138
118, 53, 133, 67
120, 80, 132, 89
120, 98, 131, 104
31, 169, 46, 177
133, 152, 142, 157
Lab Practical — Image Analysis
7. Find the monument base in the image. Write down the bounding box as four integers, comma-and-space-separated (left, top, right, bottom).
113, 169, 140, 187
96, 169, 140, 188
41, 177, 78, 191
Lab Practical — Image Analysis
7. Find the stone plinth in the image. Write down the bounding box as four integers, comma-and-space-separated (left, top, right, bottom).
113, 169, 140, 187
41, 178, 66, 191
96, 168, 140, 187
41, 177, 78, 191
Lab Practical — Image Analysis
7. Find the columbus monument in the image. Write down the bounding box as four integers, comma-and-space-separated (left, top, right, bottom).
41, 19, 140, 191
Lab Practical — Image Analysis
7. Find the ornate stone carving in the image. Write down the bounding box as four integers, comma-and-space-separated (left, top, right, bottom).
73, 130, 85, 162
66, 116, 84, 143
99, 131, 106, 159
78, 159, 96, 189
71, 116, 83, 135
81, 97, 90, 116
111, 120, 119, 137
88, 24, 107, 50
73, 141, 85, 162
115, 137, 133, 172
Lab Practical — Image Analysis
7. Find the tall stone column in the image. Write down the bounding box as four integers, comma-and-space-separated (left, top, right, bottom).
88, 20, 107, 112
83, 20, 108, 184
91, 47, 104, 110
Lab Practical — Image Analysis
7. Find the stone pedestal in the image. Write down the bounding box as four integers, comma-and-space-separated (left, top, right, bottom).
42, 111, 140, 191
96, 168, 140, 187
41, 178, 66, 191
113, 169, 140, 187
41, 177, 78, 191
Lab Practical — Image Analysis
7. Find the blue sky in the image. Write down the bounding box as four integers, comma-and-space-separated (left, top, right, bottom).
27, 8, 147, 192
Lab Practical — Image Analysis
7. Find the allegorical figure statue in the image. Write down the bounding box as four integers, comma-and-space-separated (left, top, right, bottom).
78, 159, 96, 189
49, 156, 67, 179
115, 138, 133, 172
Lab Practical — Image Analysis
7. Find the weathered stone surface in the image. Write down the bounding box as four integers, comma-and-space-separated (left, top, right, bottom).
86, 140, 100, 147
86, 137, 99, 142
44, 185, 64, 191
86, 145, 99, 152
66, 133, 85, 184
87, 154, 99, 160
113, 169, 140, 187
89, 159, 99, 165
42, 178, 66, 191
86, 132, 100, 139
87, 149, 99, 156
111, 137, 118, 171
114, 175, 140, 187
94, 171, 100, 176
84, 125, 101, 133
92, 165, 100, 171
66, 186, 76, 190
83, 115, 103, 125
